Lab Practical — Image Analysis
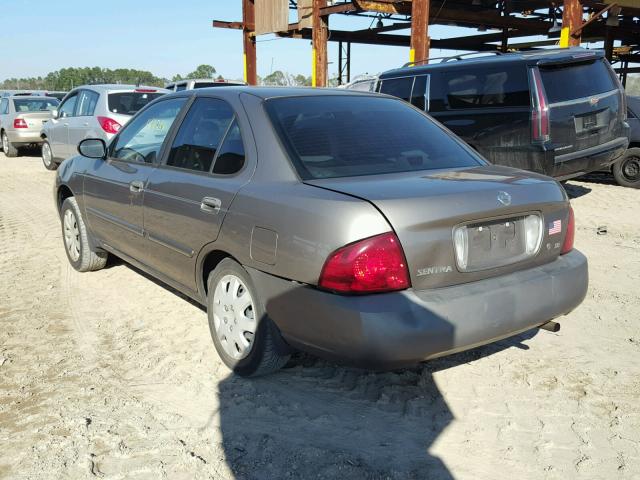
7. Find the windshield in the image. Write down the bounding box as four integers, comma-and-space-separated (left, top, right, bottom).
108, 92, 165, 116
266, 95, 482, 180
13, 98, 59, 112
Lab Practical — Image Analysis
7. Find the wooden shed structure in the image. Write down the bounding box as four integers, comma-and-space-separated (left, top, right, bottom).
213, 0, 640, 87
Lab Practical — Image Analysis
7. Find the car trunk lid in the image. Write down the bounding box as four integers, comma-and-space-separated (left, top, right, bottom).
306, 165, 570, 290
15, 112, 51, 132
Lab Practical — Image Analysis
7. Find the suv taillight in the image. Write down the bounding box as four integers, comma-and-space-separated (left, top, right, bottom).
529, 68, 550, 143
97, 116, 122, 134
13, 118, 28, 129
318, 232, 410, 293
561, 206, 575, 255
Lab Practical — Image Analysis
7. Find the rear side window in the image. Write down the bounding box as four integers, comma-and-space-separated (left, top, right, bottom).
77, 90, 99, 116
266, 95, 482, 180
13, 98, 59, 112
108, 92, 165, 116
540, 60, 616, 104
379, 75, 428, 110
176, 84, 187, 91
166, 98, 235, 172
442, 65, 530, 109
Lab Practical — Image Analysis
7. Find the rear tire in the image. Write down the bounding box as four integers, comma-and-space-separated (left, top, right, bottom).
60, 197, 108, 272
41, 140, 58, 170
207, 258, 291, 377
2, 132, 18, 157
613, 148, 640, 189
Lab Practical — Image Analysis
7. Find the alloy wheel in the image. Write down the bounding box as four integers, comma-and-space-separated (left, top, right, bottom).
2, 133, 7, 153
212, 274, 257, 360
63, 209, 81, 262
42, 143, 52, 167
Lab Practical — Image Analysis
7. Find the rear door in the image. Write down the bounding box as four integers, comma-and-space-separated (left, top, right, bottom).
68, 89, 100, 151
537, 57, 625, 156
142, 96, 252, 290
82, 97, 187, 262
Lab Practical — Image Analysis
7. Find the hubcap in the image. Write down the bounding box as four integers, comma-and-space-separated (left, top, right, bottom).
63, 209, 81, 262
2, 134, 7, 152
42, 143, 52, 166
212, 274, 257, 360
622, 157, 640, 182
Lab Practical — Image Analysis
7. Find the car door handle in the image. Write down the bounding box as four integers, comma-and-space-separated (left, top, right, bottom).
200, 197, 222, 214
129, 181, 144, 193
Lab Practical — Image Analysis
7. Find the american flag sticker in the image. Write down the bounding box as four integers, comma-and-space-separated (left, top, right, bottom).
548, 219, 562, 235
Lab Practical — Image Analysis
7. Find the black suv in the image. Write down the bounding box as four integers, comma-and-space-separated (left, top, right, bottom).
368, 48, 629, 181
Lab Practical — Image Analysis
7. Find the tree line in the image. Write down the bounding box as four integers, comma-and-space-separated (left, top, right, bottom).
0, 64, 320, 90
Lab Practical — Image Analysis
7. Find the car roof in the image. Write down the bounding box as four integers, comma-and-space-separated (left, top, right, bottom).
180, 86, 375, 101
70, 84, 170, 94
380, 47, 605, 78
7, 95, 58, 100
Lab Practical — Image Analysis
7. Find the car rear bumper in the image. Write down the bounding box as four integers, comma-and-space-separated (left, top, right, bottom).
551, 136, 629, 181
247, 249, 588, 369
7, 129, 44, 145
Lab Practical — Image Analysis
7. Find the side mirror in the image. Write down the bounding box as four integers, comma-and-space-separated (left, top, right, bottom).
50, 109, 59, 119
78, 138, 107, 159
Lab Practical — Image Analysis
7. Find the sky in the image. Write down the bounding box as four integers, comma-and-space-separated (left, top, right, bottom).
0, 0, 616, 83
0, 0, 495, 82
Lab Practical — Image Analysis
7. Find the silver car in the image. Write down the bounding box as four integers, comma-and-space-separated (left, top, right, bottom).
0, 95, 59, 157
165, 78, 246, 91
54, 87, 588, 377
40, 84, 168, 170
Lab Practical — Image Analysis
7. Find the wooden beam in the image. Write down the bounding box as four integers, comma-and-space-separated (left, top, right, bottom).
312, 0, 328, 87
410, 0, 430, 65
561, 0, 582, 47
242, 0, 257, 85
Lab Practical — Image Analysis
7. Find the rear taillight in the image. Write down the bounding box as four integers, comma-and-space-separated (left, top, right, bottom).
318, 232, 410, 293
97, 116, 122, 134
13, 118, 28, 129
561, 206, 575, 255
529, 68, 550, 143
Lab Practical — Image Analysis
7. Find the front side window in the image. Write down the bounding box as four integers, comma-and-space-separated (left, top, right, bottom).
266, 95, 482, 180
59, 92, 79, 118
166, 98, 235, 172
443, 65, 530, 109
77, 90, 99, 116
13, 98, 59, 112
111, 97, 186, 164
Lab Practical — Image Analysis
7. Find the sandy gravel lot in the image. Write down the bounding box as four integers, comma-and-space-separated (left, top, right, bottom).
0, 152, 639, 480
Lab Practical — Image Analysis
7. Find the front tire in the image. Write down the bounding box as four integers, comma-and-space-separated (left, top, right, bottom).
60, 197, 108, 272
207, 259, 291, 377
41, 140, 58, 170
2, 131, 18, 157
613, 148, 640, 189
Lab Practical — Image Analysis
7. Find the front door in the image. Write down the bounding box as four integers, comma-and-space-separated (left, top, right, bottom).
142, 97, 251, 291
82, 97, 188, 261
68, 89, 100, 151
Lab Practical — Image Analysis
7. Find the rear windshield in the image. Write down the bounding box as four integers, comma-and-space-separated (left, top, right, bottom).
266, 96, 482, 180
13, 98, 59, 112
540, 59, 616, 104
108, 92, 165, 116
193, 82, 219, 89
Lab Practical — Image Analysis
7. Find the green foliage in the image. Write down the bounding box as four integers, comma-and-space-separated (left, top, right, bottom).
185, 64, 217, 79
262, 70, 311, 87
0, 67, 164, 90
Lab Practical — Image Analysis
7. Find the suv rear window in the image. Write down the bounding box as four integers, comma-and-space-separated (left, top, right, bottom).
266, 95, 482, 180
441, 65, 530, 109
539, 59, 616, 104
108, 92, 164, 116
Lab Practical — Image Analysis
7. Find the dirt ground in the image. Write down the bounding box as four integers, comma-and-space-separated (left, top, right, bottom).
0, 151, 638, 480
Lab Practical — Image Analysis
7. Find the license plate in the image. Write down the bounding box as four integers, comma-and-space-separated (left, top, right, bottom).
582, 114, 597, 129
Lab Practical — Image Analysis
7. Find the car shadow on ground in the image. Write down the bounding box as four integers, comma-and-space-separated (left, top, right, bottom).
214, 285, 539, 480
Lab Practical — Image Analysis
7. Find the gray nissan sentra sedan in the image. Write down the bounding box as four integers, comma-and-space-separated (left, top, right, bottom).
54, 87, 588, 377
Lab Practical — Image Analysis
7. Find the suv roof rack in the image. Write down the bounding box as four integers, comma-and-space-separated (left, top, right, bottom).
403, 50, 505, 68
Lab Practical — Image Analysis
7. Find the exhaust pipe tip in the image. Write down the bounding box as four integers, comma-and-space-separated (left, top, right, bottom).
540, 320, 561, 333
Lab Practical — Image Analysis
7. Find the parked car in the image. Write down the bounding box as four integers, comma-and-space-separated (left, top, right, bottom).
55, 87, 587, 377
40, 84, 168, 170
356, 48, 629, 182
165, 78, 246, 91
609, 95, 640, 188
44, 91, 69, 101
0, 95, 59, 157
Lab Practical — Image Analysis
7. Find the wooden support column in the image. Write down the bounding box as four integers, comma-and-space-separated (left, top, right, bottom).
312, 0, 328, 87
242, 0, 257, 85
410, 0, 430, 65
560, 0, 582, 47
